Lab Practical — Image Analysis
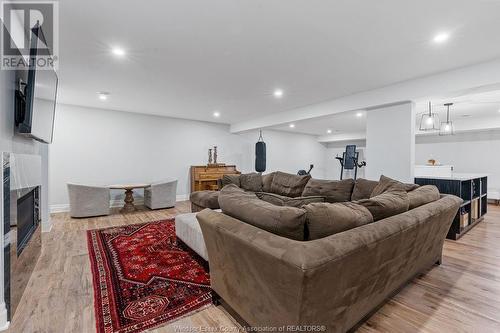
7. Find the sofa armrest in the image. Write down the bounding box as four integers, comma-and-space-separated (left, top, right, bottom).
197, 209, 305, 326
197, 195, 461, 331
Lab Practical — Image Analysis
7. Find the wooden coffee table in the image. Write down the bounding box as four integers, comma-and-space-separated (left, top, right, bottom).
109, 183, 151, 213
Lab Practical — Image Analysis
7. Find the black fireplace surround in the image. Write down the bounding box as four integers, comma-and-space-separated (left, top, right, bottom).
16, 187, 40, 255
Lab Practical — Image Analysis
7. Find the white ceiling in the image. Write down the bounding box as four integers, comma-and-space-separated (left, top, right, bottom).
270, 110, 366, 136
272, 90, 500, 136
56, 0, 500, 124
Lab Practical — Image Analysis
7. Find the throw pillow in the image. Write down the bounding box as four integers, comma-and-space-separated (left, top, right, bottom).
218, 185, 307, 241
240, 172, 263, 192
270, 171, 311, 198
303, 202, 373, 240
302, 178, 354, 203
356, 190, 409, 221
351, 178, 379, 201
408, 185, 440, 209
371, 175, 406, 197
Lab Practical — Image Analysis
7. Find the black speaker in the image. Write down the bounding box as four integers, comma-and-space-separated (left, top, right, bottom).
255, 141, 266, 172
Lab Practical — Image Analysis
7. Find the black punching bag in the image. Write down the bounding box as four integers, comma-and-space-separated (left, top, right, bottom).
255, 130, 266, 172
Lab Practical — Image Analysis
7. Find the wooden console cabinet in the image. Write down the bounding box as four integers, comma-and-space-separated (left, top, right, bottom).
190, 165, 240, 193
415, 174, 487, 240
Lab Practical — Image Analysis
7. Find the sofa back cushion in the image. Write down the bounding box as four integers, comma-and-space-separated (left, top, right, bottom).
303, 202, 373, 240
218, 185, 306, 240
270, 171, 311, 198
302, 178, 354, 203
220, 174, 241, 188
261, 172, 276, 193
256, 192, 325, 208
240, 172, 263, 192
408, 185, 440, 209
351, 178, 379, 201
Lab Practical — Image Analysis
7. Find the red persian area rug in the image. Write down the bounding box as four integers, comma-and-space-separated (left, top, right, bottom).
87, 219, 212, 333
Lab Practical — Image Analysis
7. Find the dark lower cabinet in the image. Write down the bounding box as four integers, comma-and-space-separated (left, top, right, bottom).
415, 175, 487, 240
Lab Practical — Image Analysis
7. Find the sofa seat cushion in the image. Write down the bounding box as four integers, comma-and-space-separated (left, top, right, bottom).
240, 172, 263, 192
256, 192, 325, 208
355, 190, 409, 221
302, 178, 354, 203
408, 185, 440, 209
190, 191, 220, 209
351, 178, 379, 201
261, 172, 276, 193
303, 202, 373, 240
220, 174, 241, 188
218, 185, 307, 241
270, 171, 311, 198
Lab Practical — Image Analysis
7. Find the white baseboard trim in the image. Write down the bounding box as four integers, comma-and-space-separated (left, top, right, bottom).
50, 195, 189, 214
0, 302, 9, 331
42, 221, 53, 233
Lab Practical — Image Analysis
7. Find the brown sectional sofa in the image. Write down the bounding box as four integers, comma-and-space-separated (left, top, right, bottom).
191, 171, 357, 212
191, 171, 462, 332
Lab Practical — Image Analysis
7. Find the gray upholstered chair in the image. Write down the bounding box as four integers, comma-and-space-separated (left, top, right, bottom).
67, 183, 110, 218
144, 179, 177, 209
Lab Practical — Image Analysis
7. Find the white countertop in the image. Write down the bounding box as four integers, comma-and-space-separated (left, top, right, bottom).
415, 173, 488, 181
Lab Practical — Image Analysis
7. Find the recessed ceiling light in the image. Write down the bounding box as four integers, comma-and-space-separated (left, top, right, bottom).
326, 129, 332, 134
111, 47, 126, 57
213, 111, 221, 118
356, 112, 363, 118
433, 32, 449, 44
273, 89, 284, 98
97, 92, 109, 100
289, 123, 295, 128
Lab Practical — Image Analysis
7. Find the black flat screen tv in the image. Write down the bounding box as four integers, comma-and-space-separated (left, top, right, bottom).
15, 23, 58, 144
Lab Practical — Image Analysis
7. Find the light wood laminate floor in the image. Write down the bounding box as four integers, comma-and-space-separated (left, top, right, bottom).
6, 203, 500, 333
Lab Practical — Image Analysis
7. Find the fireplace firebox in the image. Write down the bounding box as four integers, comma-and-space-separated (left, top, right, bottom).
16, 188, 40, 256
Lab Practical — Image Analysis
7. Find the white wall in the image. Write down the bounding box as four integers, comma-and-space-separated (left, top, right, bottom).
366, 102, 415, 182
49, 104, 327, 209
416, 130, 500, 190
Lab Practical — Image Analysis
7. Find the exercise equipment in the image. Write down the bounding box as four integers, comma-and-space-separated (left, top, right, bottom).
255, 130, 266, 172
297, 164, 314, 176
335, 145, 366, 180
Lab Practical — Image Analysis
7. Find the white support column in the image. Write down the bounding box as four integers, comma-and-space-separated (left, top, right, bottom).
365, 102, 415, 183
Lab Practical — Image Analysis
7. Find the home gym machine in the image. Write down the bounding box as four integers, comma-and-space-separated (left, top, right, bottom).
335, 145, 366, 180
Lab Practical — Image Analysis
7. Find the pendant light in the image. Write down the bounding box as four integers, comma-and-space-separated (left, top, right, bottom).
419, 101, 440, 131
439, 103, 455, 136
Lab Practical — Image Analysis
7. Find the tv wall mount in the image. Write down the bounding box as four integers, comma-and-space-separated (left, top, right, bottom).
335, 145, 366, 180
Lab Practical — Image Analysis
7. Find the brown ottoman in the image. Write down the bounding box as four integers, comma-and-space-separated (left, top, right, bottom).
190, 191, 220, 212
